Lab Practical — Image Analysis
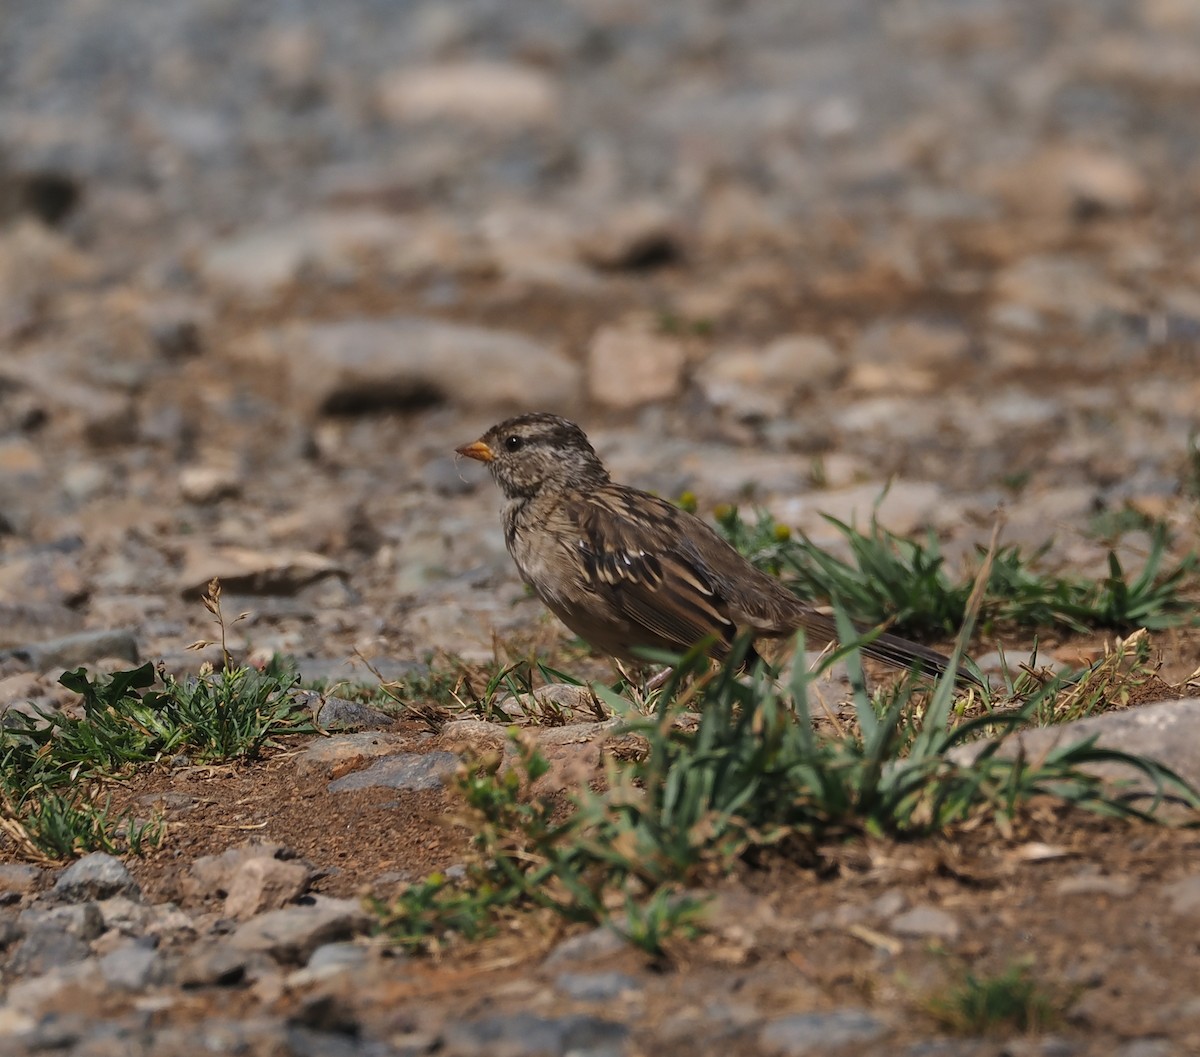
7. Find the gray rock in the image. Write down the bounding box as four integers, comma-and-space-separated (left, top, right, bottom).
309, 693, 395, 732
948, 698, 1200, 818
176, 545, 345, 598
228, 896, 371, 964
231, 316, 580, 415
576, 201, 682, 270
889, 906, 960, 942
19, 902, 104, 941
184, 841, 296, 901
1115, 1040, 1175, 1057
1055, 872, 1137, 898
0, 914, 22, 950
307, 941, 371, 973
443, 1012, 630, 1057
293, 732, 411, 780
98, 942, 163, 990
543, 926, 628, 965
0, 863, 44, 902
327, 751, 459, 793
7, 928, 92, 975
554, 971, 641, 1001
198, 211, 411, 303
52, 853, 140, 904
759, 1009, 888, 1055
177, 943, 253, 988
6, 629, 139, 672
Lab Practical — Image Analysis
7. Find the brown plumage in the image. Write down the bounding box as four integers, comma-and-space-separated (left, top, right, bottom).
457, 412, 977, 684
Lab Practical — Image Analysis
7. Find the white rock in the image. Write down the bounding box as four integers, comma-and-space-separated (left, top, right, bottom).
232, 316, 581, 414
702, 335, 843, 417
223, 857, 311, 922
377, 61, 560, 128
983, 146, 1149, 218
994, 255, 1139, 326
197, 211, 410, 302
587, 321, 687, 409
852, 318, 971, 370
179, 464, 242, 504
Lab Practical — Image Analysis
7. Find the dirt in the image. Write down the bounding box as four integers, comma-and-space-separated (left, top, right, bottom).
57, 732, 1200, 1054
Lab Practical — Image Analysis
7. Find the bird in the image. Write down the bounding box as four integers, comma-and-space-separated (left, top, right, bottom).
456, 412, 978, 685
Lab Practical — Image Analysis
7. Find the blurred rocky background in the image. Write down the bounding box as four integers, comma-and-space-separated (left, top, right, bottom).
2, 0, 1199, 685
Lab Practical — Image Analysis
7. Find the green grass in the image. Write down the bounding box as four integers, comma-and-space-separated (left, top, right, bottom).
714, 504, 1198, 638
372, 595, 1198, 956
0, 651, 314, 862
924, 962, 1067, 1035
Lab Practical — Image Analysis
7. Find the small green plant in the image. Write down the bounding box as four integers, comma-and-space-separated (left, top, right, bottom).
714, 505, 1198, 637
924, 962, 1066, 1035
371, 575, 1198, 956
0, 578, 316, 861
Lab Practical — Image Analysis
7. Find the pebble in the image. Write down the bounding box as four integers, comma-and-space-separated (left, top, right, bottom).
198, 212, 410, 302
292, 732, 410, 780
377, 61, 561, 128
228, 896, 371, 964
97, 942, 163, 990
223, 857, 312, 921
179, 464, 243, 504
326, 751, 460, 793
7, 928, 93, 976
442, 1012, 630, 1057
889, 906, 960, 942
176, 545, 345, 598
19, 902, 105, 941
7, 628, 139, 673
177, 943, 254, 988
543, 927, 629, 966
0, 863, 44, 902
233, 316, 581, 414
52, 853, 141, 905
555, 971, 641, 1002
576, 202, 683, 270
1160, 874, 1200, 917
587, 321, 688, 410
759, 1009, 889, 1055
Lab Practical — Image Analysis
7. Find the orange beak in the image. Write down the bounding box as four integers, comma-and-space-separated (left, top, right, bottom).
455, 439, 495, 463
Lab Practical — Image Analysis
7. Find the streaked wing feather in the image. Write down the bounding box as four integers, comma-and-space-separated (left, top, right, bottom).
573, 491, 737, 654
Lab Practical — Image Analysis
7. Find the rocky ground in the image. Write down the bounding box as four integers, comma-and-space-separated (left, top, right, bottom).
2, 0, 1200, 1054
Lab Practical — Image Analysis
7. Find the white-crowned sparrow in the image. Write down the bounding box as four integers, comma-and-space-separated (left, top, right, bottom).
457, 412, 976, 683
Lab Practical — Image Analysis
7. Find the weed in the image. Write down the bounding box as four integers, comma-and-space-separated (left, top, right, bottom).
0, 580, 315, 860
714, 505, 1198, 637
372, 582, 1198, 956
924, 962, 1066, 1035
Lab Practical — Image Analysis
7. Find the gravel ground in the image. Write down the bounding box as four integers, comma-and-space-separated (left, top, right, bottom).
2, 1, 1200, 1054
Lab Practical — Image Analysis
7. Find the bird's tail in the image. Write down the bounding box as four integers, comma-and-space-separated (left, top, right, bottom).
790, 611, 982, 687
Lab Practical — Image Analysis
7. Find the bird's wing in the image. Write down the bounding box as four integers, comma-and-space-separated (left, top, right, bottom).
568, 488, 739, 655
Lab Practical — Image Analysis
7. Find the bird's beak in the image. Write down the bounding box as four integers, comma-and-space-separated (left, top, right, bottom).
455, 439, 495, 463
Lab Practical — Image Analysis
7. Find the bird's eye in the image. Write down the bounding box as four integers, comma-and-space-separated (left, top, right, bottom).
504, 435, 523, 452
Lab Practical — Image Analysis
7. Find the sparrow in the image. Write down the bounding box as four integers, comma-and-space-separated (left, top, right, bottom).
457, 412, 977, 684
